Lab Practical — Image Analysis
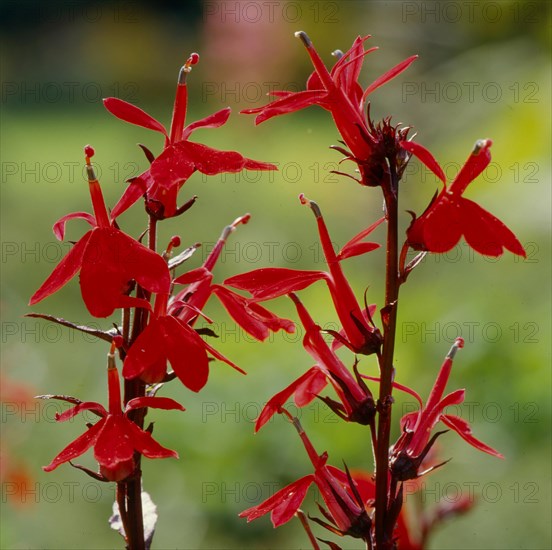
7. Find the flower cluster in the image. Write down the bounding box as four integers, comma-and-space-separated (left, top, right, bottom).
230, 32, 525, 549
29, 53, 292, 548
30, 32, 526, 550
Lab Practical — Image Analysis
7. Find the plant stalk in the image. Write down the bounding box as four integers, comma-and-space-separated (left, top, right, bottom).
374, 165, 401, 549
119, 215, 159, 549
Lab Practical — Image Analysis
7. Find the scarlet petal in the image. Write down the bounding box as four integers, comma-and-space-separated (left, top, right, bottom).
400, 411, 419, 432
182, 107, 232, 140
239, 475, 314, 527
124, 235, 171, 294
212, 286, 269, 341
162, 317, 210, 392
255, 367, 327, 432
333, 36, 371, 98
29, 231, 91, 306
363, 55, 418, 99
305, 70, 323, 92
151, 145, 195, 191
43, 420, 103, 472
148, 181, 181, 219
124, 417, 178, 459
173, 267, 210, 286
80, 228, 170, 317
338, 216, 385, 260
460, 198, 526, 257
122, 321, 167, 382
125, 396, 185, 413
450, 139, 492, 196
438, 388, 466, 409
421, 198, 463, 253
242, 90, 327, 124
246, 301, 295, 334
417, 388, 465, 434
271, 476, 314, 527
295, 368, 328, 407
225, 268, 327, 301
55, 401, 107, 422
180, 142, 277, 175
110, 175, 149, 220
53, 212, 96, 241
103, 97, 168, 137
94, 416, 135, 481
212, 285, 294, 341
400, 140, 446, 184
441, 414, 504, 458
337, 241, 379, 260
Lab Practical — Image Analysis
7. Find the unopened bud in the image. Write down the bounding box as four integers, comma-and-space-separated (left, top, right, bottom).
84, 145, 95, 160
187, 52, 200, 66
112, 335, 124, 349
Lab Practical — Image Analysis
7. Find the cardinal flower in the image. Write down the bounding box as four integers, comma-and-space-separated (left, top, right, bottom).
350, 469, 474, 550
122, 290, 244, 391
225, 195, 382, 355
43, 342, 184, 481
243, 32, 416, 170
123, 216, 294, 389
171, 214, 295, 341
104, 54, 277, 219
255, 293, 375, 431
401, 139, 526, 257
390, 338, 503, 482
240, 413, 371, 540
29, 146, 170, 318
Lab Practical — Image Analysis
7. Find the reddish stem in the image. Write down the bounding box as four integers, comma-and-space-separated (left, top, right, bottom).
374, 166, 401, 549
119, 215, 159, 550
296, 510, 321, 550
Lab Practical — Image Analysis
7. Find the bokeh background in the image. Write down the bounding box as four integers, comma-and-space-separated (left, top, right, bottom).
1, 1, 550, 548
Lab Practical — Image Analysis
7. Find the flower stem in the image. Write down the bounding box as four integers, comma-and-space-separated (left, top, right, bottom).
119, 215, 159, 550
148, 216, 157, 252
374, 165, 401, 549
124, 469, 145, 550
296, 510, 321, 550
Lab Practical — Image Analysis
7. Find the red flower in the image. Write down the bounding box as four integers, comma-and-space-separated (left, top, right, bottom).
255, 293, 375, 430
390, 338, 503, 482
29, 147, 170, 318
171, 214, 295, 341
243, 32, 416, 166
401, 139, 526, 257
225, 195, 383, 355
43, 345, 184, 481
254, 366, 328, 432
240, 415, 371, 539
104, 54, 277, 219
123, 215, 293, 389
122, 290, 243, 390
350, 469, 474, 550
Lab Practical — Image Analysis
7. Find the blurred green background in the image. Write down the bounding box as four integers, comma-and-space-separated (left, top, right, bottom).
1, 1, 550, 548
